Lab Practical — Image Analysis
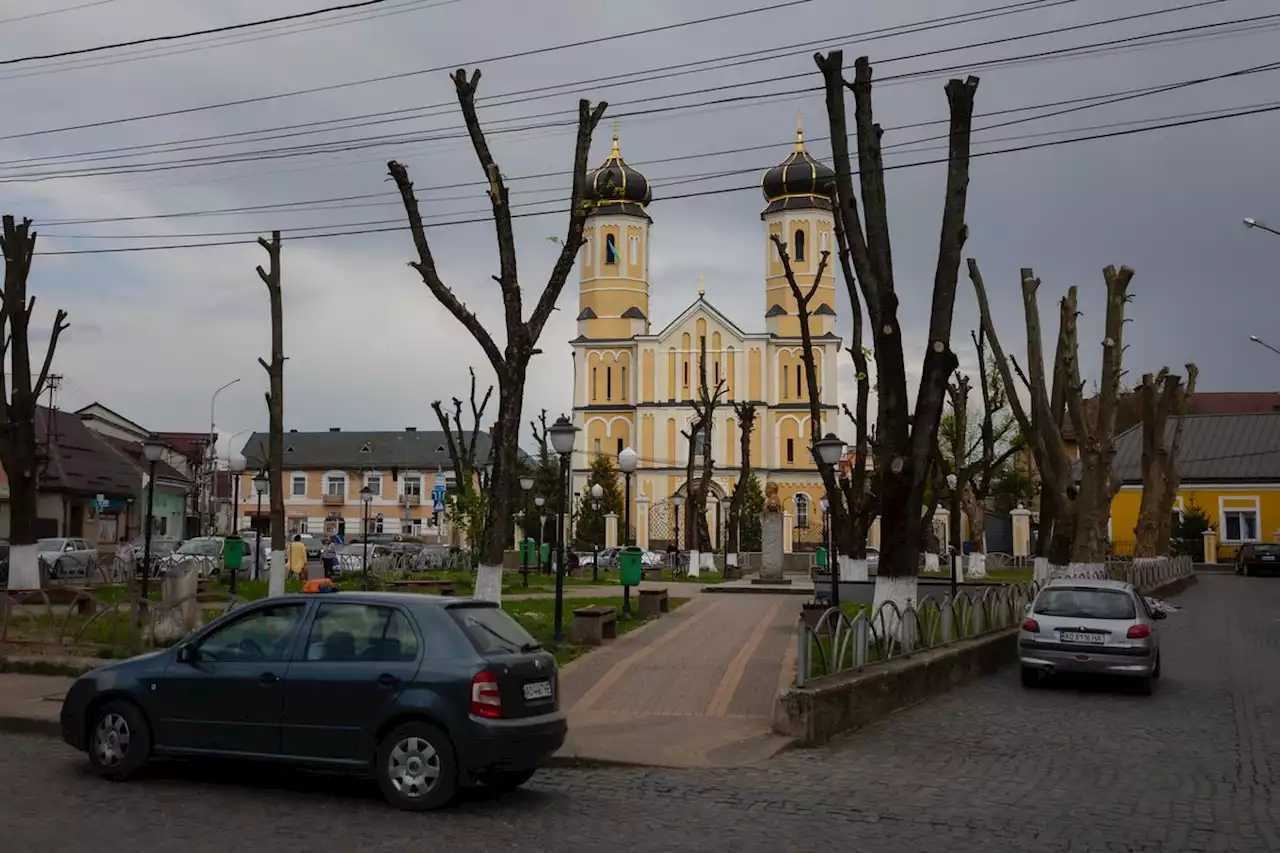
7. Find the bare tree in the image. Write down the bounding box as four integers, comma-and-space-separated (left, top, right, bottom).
256, 230, 286, 555
430, 367, 494, 488
1134, 365, 1198, 558
970, 263, 1133, 571
388, 69, 606, 600
962, 329, 1022, 559
0, 216, 69, 589
727, 400, 757, 556
814, 50, 979, 606
681, 340, 726, 556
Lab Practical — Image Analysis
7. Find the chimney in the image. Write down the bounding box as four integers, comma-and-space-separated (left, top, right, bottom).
329, 427, 341, 432
406, 427, 417, 432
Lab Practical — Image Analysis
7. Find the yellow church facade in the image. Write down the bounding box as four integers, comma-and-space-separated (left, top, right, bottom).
569, 127, 843, 550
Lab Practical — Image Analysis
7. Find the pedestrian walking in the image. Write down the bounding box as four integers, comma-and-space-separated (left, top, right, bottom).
288, 534, 308, 580
116, 537, 136, 580
322, 536, 338, 579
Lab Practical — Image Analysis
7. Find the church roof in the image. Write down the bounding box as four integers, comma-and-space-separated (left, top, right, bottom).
587, 127, 652, 219
761, 123, 836, 216
814, 303, 836, 316
576, 307, 597, 320
621, 306, 647, 320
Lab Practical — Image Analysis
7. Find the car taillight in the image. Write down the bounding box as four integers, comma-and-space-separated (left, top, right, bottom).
471, 670, 502, 718
1020, 618, 1040, 633
1127, 624, 1151, 639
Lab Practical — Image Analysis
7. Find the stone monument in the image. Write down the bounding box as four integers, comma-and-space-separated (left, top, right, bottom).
756, 482, 788, 584
152, 560, 201, 643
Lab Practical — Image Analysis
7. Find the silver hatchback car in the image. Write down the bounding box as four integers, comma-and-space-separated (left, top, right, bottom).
1018, 578, 1165, 693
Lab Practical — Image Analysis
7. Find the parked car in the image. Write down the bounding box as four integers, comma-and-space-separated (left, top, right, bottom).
37, 537, 98, 579
298, 534, 323, 560
336, 543, 393, 576
865, 547, 880, 569
59, 592, 565, 810
155, 536, 267, 579
1234, 542, 1280, 576
130, 538, 182, 577
1018, 578, 1164, 693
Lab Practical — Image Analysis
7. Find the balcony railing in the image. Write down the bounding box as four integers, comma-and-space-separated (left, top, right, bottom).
322, 493, 345, 507
399, 494, 421, 506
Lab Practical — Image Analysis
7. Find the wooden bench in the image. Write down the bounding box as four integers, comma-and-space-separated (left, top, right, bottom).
638, 587, 670, 618
20, 586, 95, 616
384, 579, 458, 596
570, 604, 617, 645
642, 567, 663, 582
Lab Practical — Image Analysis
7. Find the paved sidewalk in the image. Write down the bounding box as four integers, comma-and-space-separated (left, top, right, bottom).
555, 593, 799, 768
0, 674, 70, 736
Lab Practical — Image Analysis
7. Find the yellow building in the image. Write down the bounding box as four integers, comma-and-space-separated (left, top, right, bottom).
1109, 412, 1280, 560
570, 125, 842, 549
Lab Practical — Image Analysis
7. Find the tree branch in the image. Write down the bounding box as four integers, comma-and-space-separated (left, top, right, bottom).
32, 308, 69, 400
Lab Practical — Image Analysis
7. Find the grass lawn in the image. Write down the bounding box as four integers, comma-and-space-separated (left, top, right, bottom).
502, 595, 687, 666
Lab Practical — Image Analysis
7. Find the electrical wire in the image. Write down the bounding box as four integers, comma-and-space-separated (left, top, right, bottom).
0, 0, 121, 26
34, 100, 1280, 255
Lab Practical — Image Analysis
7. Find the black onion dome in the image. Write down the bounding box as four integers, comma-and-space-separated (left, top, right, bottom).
761, 125, 836, 215
587, 130, 652, 219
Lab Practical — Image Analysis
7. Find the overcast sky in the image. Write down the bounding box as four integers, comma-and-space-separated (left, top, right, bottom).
4, 0, 1278, 458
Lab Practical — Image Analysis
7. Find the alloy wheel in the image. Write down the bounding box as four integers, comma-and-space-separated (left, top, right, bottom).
93, 712, 131, 768
387, 736, 441, 799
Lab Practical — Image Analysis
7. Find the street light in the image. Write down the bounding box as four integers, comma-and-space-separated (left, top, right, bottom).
253, 471, 269, 582
672, 492, 684, 570
228, 454, 246, 595
534, 494, 547, 576
812, 433, 845, 613
139, 435, 166, 620
548, 415, 578, 644
1243, 217, 1280, 237
619, 446, 638, 546
1249, 335, 1280, 358
519, 476, 535, 587
946, 472, 962, 600
208, 378, 241, 533
590, 482, 603, 584
360, 485, 374, 589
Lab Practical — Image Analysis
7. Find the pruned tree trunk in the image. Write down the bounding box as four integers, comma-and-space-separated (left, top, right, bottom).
1134, 365, 1198, 557
431, 367, 495, 490
0, 216, 69, 591
814, 50, 979, 616
389, 69, 606, 602
964, 327, 1020, 561
256, 231, 285, 554
681, 340, 725, 573
727, 401, 757, 556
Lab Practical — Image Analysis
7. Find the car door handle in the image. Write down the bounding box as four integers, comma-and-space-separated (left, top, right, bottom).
259, 672, 280, 685
377, 673, 400, 687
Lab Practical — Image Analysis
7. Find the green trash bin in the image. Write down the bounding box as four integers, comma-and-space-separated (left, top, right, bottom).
815, 545, 827, 569
224, 535, 244, 577
619, 546, 643, 587
520, 538, 537, 567
540, 542, 551, 568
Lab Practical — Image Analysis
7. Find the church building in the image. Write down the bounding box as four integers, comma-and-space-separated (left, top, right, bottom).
569, 123, 843, 551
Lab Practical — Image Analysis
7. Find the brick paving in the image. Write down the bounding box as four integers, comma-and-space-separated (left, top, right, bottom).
2, 574, 1275, 851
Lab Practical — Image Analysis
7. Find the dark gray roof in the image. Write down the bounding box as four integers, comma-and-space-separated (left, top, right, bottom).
814, 303, 836, 316
621, 306, 647, 320
576, 307, 597, 320
240, 429, 493, 472
1112, 412, 1280, 484
765, 304, 787, 318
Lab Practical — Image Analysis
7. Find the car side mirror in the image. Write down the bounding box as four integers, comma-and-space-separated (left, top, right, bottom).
1151, 609, 1168, 620
176, 645, 197, 663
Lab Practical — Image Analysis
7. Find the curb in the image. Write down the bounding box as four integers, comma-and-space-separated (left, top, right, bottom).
0, 657, 100, 678
702, 584, 812, 596
0, 714, 60, 738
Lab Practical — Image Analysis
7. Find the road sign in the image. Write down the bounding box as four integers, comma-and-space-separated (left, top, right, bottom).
432, 495, 446, 513
434, 472, 447, 487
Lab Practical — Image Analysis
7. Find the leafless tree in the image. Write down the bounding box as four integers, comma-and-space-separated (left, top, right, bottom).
970, 262, 1133, 567
0, 216, 69, 585
727, 400, 757, 554
814, 50, 979, 592
388, 68, 607, 595
1134, 365, 1198, 557
431, 367, 494, 488
256, 231, 285, 552
681, 340, 726, 552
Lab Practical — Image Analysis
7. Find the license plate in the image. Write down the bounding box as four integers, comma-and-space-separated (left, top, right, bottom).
1060, 631, 1106, 644
1263, 555, 1275, 561
522, 680, 553, 701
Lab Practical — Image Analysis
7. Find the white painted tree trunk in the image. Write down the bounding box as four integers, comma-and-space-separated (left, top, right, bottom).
1033, 557, 1052, 581
924, 552, 940, 573
839, 555, 868, 582
473, 563, 503, 602
872, 575, 918, 640
6, 545, 40, 591
967, 552, 986, 578
687, 549, 701, 578
269, 551, 287, 597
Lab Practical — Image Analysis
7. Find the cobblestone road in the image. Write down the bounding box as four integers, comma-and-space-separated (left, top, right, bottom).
1, 574, 1275, 852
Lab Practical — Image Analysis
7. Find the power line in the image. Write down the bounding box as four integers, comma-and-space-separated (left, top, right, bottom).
35, 100, 1280, 255
2, 3, 1260, 183
4, 0, 1079, 165
0, 0, 399, 66
29, 56, 1280, 228
0, 0, 121, 26
0, 0, 817, 141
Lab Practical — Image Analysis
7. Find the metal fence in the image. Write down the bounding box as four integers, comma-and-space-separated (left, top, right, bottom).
794, 555, 1194, 687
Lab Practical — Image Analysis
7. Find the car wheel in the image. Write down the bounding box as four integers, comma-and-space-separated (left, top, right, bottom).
376, 721, 457, 811
1152, 652, 1162, 680
1020, 666, 1039, 688
87, 699, 151, 781
480, 768, 536, 794
1135, 675, 1153, 696
1243, 564, 1251, 577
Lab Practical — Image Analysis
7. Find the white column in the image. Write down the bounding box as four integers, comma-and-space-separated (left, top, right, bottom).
635, 495, 651, 550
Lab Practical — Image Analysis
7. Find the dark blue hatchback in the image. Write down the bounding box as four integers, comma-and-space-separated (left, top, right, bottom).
60, 591, 565, 810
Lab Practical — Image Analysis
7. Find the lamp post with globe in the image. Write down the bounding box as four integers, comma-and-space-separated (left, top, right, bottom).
228, 453, 246, 595
547, 415, 578, 644
589, 482, 603, 584
519, 475, 535, 587
811, 433, 845, 612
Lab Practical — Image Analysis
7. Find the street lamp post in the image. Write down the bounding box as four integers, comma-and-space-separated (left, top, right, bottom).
820, 495, 831, 581
207, 378, 241, 533
139, 436, 166, 621
252, 471, 269, 582
672, 492, 684, 573
520, 475, 535, 588
360, 485, 374, 590
812, 433, 845, 613
589, 483, 603, 584
548, 415, 579, 644
228, 454, 246, 595
946, 472, 962, 600
1249, 335, 1280, 358
1243, 217, 1280, 238
619, 446, 637, 546
534, 495, 547, 576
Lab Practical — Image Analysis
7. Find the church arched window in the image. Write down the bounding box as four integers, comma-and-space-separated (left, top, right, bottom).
629, 235, 640, 265
795, 494, 811, 528
794, 228, 806, 262
605, 234, 619, 265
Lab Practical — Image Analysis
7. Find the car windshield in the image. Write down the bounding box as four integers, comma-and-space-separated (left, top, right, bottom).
449, 603, 541, 654
340, 544, 368, 556
38, 539, 67, 551
1035, 588, 1136, 620
177, 538, 222, 557
150, 541, 179, 556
